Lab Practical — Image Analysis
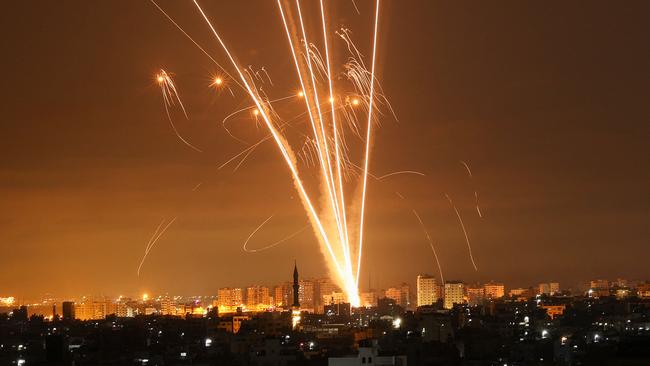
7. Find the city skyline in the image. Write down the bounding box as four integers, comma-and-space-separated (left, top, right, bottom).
1, 1, 649, 299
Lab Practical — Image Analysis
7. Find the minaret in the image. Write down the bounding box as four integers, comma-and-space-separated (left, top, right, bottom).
292, 261, 300, 308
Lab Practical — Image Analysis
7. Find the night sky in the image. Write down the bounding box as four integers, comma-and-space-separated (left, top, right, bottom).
1, 1, 648, 299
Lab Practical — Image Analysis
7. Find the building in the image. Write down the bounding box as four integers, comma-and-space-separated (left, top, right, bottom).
541, 305, 565, 320
538, 282, 560, 295
444, 281, 465, 309
417, 275, 438, 307
75, 299, 109, 320
466, 284, 485, 306
636, 282, 650, 298
509, 287, 531, 299
217, 288, 243, 311
62, 301, 75, 320
590, 279, 610, 290
538, 283, 551, 295
246, 286, 271, 310
160, 297, 176, 315
274, 282, 292, 308
299, 280, 315, 311
484, 282, 505, 299
328, 341, 407, 365
589, 279, 610, 297
385, 287, 402, 306
323, 292, 347, 306
399, 283, 411, 309
315, 278, 340, 313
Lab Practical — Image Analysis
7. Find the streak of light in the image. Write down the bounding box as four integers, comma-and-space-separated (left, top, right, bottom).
193, 0, 346, 286
320, 0, 353, 288
460, 160, 473, 178
460, 160, 484, 218
221, 94, 297, 145
377, 170, 426, 180
356, 0, 380, 288
156, 69, 203, 152
411, 208, 445, 285
243, 215, 309, 253
137, 217, 177, 276
149, 0, 244, 91
445, 193, 478, 271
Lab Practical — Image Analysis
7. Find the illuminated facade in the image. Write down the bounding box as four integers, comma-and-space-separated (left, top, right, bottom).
484, 282, 505, 299
218, 288, 243, 312
323, 292, 347, 306
297, 280, 314, 311
466, 284, 485, 306
416, 275, 438, 307
443, 281, 465, 309
246, 286, 271, 311
385, 287, 402, 305
75, 299, 110, 320
315, 278, 340, 313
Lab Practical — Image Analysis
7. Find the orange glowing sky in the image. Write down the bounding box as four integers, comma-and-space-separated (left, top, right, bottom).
0, 1, 648, 299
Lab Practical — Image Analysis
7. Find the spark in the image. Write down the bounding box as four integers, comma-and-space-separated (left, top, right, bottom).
156, 69, 203, 152
149, 0, 387, 307
193, 0, 348, 292
445, 193, 478, 271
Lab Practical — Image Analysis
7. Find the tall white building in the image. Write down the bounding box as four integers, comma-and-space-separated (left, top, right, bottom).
417, 275, 438, 307
443, 281, 465, 309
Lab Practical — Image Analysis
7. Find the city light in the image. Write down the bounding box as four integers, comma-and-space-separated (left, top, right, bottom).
393, 317, 402, 329
292, 309, 301, 330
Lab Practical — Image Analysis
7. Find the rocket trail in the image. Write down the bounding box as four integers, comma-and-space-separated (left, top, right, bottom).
377, 170, 426, 180
137, 217, 177, 277
243, 214, 309, 253
149, 0, 387, 307
393, 191, 444, 285
411, 208, 445, 285
149, 0, 244, 91
157, 70, 203, 152
460, 160, 484, 218
356, 0, 380, 288
445, 193, 478, 271
193, 0, 348, 288
460, 160, 473, 178
221, 94, 298, 145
